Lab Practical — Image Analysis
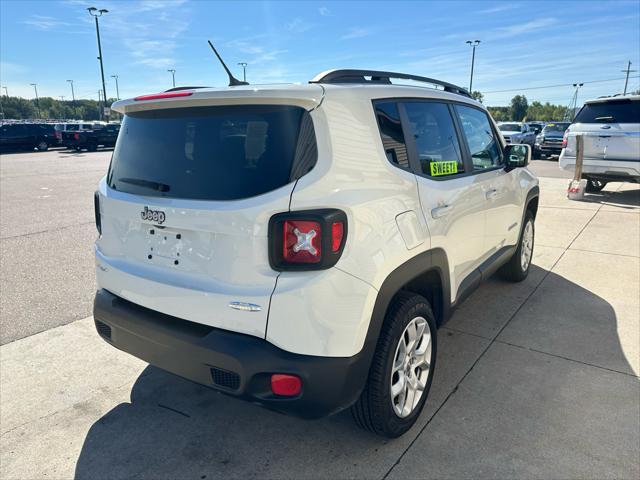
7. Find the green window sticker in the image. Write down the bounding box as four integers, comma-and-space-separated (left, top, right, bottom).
430, 161, 458, 177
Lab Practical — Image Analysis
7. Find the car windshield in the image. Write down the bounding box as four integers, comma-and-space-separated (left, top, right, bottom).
499, 123, 521, 131
574, 99, 640, 123
107, 105, 317, 201
543, 123, 570, 133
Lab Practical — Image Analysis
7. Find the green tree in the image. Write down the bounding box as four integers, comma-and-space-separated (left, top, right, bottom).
510, 95, 528, 121
471, 91, 484, 103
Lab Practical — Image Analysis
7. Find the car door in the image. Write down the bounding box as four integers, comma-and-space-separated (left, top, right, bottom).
398, 100, 486, 301
454, 104, 522, 254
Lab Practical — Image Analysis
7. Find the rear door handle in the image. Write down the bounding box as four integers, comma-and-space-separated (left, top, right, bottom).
431, 205, 453, 219
485, 189, 498, 200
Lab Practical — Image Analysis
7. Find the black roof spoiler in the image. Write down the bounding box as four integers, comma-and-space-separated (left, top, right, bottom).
310, 69, 471, 98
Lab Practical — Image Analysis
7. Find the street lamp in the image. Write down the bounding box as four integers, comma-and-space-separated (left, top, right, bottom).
67, 80, 76, 118
110, 74, 120, 100
465, 40, 481, 93
237, 62, 248, 82
30, 83, 41, 118
87, 7, 109, 121
167, 69, 176, 88
2, 86, 8, 96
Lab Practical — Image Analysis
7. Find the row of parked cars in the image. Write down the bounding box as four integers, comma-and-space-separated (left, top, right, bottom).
497, 96, 639, 191
0, 121, 120, 153
497, 120, 570, 159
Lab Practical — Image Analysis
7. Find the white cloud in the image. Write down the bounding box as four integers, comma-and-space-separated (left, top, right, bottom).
341, 27, 373, 40
478, 4, 517, 14
286, 17, 314, 33
23, 15, 71, 31
318, 7, 331, 16
492, 17, 558, 39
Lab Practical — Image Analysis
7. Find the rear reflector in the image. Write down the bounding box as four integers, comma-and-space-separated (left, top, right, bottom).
331, 221, 344, 252
271, 374, 302, 396
134, 91, 194, 101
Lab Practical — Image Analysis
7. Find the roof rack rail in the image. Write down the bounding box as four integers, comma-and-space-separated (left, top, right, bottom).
310, 69, 471, 98
164, 86, 210, 92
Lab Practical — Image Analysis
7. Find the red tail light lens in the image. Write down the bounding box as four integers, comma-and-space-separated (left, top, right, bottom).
74, 133, 80, 140
562, 132, 568, 148
271, 374, 302, 396
269, 209, 347, 271
283, 220, 322, 263
134, 91, 193, 101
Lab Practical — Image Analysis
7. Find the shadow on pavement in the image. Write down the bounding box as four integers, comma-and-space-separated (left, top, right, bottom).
583, 187, 640, 209
73, 268, 635, 480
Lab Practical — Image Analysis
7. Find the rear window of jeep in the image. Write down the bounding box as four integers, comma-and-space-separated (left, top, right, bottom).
107, 105, 317, 200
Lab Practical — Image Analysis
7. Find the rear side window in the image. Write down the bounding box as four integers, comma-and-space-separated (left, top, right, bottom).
107, 105, 317, 201
403, 102, 465, 178
574, 99, 640, 123
374, 101, 409, 169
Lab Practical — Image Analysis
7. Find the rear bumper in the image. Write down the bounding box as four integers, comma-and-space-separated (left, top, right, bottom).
93, 289, 369, 419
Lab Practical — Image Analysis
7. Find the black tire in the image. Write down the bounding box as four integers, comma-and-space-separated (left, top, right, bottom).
585, 178, 607, 193
36, 140, 49, 151
351, 292, 437, 438
500, 210, 535, 282
87, 142, 98, 152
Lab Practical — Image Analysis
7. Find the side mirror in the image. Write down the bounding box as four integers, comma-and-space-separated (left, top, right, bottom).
505, 144, 530, 169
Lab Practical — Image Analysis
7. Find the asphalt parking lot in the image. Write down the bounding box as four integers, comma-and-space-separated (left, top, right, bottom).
1, 149, 639, 479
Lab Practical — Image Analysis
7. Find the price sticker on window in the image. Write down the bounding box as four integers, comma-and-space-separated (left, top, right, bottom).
430, 161, 458, 177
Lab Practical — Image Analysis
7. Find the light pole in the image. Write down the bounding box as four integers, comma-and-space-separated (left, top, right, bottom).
621, 61, 637, 95
2, 86, 8, 96
465, 40, 480, 93
110, 74, 120, 100
67, 80, 76, 118
87, 7, 109, 121
237, 62, 248, 82
167, 69, 176, 88
30, 83, 41, 118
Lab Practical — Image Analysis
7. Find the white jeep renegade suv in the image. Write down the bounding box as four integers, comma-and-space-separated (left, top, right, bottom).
93, 69, 539, 438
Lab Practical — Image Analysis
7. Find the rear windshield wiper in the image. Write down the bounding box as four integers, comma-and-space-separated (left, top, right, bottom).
117, 177, 171, 192
595, 116, 614, 122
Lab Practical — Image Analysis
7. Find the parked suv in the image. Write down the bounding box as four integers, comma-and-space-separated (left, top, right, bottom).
534, 121, 570, 159
92, 70, 539, 437
497, 122, 536, 147
0, 122, 56, 152
560, 96, 640, 191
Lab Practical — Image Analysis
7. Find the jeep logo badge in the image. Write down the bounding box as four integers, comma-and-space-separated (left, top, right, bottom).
141, 206, 166, 224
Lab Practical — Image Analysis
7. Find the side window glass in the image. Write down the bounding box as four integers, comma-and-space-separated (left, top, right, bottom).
374, 101, 410, 169
455, 105, 503, 171
403, 102, 464, 178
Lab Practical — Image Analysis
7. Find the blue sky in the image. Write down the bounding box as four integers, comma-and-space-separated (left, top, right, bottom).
1, 0, 639, 106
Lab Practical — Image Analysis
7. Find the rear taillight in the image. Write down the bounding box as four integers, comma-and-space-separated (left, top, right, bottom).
283, 220, 322, 263
562, 132, 569, 148
269, 209, 347, 271
74, 133, 80, 140
94, 192, 101, 234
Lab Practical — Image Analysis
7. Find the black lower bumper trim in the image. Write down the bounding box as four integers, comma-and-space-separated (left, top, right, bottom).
93, 289, 369, 419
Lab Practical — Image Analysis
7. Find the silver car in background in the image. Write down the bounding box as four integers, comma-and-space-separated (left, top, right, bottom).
497, 122, 537, 147
559, 96, 640, 191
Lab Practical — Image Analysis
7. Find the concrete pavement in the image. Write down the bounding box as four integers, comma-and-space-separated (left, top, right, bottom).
0, 150, 111, 344
1, 175, 639, 479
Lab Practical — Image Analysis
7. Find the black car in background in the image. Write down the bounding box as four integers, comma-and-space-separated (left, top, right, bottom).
0, 123, 56, 152
63, 123, 120, 151
534, 121, 571, 159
